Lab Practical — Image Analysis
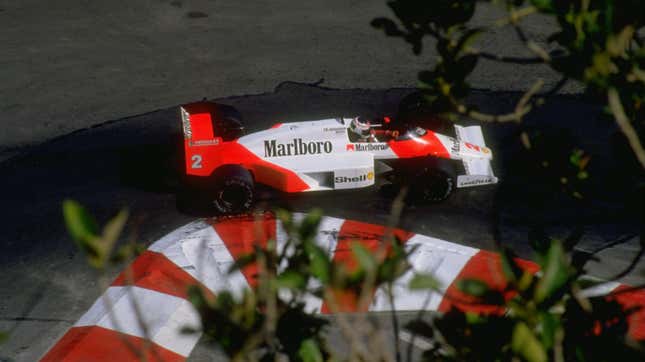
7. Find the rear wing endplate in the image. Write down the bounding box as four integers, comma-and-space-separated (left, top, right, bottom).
454, 125, 499, 188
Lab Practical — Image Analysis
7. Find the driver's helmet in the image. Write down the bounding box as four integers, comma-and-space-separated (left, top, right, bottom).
350, 116, 371, 138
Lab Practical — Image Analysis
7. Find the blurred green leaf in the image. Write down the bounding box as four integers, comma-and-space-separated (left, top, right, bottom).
409, 273, 441, 290
535, 240, 571, 303
456, 28, 483, 54
540, 313, 560, 350
276, 208, 294, 232
512, 322, 547, 362
530, 0, 554, 12
569, 149, 583, 165
607, 26, 634, 57
306, 243, 330, 283
187, 285, 211, 310
228, 253, 256, 274
110, 243, 145, 263
500, 247, 522, 283
0, 331, 8, 344
102, 209, 128, 244
299, 209, 323, 242
517, 271, 535, 292
465, 311, 484, 324
62, 199, 98, 243
98, 209, 129, 265
276, 270, 306, 290
298, 338, 324, 362
457, 278, 490, 297
62, 200, 128, 269
378, 248, 411, 283
351, 243, 377, 273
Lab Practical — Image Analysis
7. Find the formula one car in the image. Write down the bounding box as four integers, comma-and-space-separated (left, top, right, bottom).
179, 101, 498, 213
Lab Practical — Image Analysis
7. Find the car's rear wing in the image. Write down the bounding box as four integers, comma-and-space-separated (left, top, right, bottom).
454, 125, 499, 188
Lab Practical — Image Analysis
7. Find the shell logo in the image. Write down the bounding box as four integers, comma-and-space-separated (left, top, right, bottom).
367, 171, 374, 180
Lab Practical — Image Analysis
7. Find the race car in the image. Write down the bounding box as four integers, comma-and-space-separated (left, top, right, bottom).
179, 101, 498, 213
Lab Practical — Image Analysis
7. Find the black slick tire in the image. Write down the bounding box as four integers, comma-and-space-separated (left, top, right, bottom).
210, 165, 254, 214
406, 159, 456, 203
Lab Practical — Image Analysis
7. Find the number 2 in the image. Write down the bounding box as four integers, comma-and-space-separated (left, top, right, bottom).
191, 155, 202, 169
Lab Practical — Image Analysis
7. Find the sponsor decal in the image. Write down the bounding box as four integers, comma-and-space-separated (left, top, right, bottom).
464, 142, 491, 154
181, 108, 192, 140
335, 172, 374, 184
264, 138, 333, 157
346, 143, 389, 152
191, 139, 220, 146
451, 138, 460, 154
324, 127, 347, 133
464, 142, 480, 151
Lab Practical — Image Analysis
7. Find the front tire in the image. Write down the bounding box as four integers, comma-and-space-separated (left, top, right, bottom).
394, 159, 456, 204
210, 165, 254, 214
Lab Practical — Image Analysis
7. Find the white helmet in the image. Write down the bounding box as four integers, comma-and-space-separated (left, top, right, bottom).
350, 116, 371, 138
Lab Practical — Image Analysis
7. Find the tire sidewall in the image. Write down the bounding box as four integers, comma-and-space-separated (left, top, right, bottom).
403, 159, 456, 204
210, 165, 254, 214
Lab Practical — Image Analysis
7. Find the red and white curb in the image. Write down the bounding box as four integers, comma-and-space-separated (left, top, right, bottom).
41, 213, 645, 361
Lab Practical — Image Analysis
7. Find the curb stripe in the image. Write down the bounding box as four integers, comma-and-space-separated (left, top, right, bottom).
370, 234, 479, 312
438, 250, 540, 314
320, 220, 414, 313
211, 214, 277, 288
293, 214, 345, 313
610, 285, 645, 340
42, 213, 645, 361
177, 225, 250, 298
41, 326, 185, 362
111, 250, 212, 300
332, 220, 414, 273
74, 286, 201, 357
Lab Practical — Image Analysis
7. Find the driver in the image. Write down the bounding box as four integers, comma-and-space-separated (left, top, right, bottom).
350, 116, 401, 142
349, 116, 378, 142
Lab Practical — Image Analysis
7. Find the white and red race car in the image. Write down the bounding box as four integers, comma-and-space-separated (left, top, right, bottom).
180, 101, 498, 213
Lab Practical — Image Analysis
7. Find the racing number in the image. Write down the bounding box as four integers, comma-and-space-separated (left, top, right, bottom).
191, 154, 203, 169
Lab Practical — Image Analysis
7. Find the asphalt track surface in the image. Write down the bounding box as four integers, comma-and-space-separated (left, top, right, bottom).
0, 82, 643, 361
1, 0, 584, 158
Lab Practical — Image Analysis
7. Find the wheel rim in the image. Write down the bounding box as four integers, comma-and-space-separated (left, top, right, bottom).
214, 184, 250, 212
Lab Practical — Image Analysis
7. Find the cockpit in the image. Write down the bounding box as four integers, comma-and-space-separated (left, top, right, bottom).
346, 116, 403, 143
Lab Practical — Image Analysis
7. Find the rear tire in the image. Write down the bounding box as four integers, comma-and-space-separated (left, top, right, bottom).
210, 165, 254, 214
398, 159, 456, 204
